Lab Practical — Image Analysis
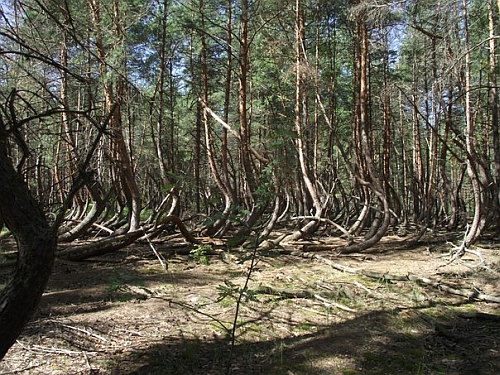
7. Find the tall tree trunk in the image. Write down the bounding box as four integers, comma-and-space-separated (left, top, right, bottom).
342, 3, 390, 252
87, 0, 142, 231
489, 0, 500, 230
441, 87, 459, 230
227, 0, 271, 247
194, 98, 202, 213
282, 0, 323, 243
238, 0, 255, 201
293, 0, 322, 218
56, 26, 105, 240
426, 37, 438, 228
411, 56, 424, 223
197, 0, 235, 236
222, 0, 234, 201
205, 0, 236, 236
462, 0, 483, 245
381, 33, 392, 201
152, 0, 169, 186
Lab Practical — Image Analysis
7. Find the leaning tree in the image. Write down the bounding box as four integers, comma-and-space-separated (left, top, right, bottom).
0, 96, 58, 359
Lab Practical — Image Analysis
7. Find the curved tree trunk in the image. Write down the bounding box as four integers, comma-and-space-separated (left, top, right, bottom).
198, 0, 236, 237
0, 117, 57, 360
282, 0, 322, 244
58, 183, 108, 242
259, 193, 281, 240
87, 0, 142, 232
462, 0, 484, 246
488, 0, 500, 231
210, 0, 236, 237
340, 187, 390, 254
342, 3, 390, 252
349, 186, 370, 235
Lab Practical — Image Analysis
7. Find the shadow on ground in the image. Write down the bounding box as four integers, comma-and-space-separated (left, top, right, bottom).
29, 249, 233, 317
2, 242, 499, 375
109, 307, 500, 375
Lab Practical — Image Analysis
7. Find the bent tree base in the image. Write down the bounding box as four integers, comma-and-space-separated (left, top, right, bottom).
0, 124, 57, 359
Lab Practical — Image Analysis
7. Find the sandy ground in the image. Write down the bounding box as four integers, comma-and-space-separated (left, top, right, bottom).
1, 234, 499, 374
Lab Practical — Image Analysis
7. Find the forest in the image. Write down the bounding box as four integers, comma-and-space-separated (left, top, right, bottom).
0, 0, 499, 374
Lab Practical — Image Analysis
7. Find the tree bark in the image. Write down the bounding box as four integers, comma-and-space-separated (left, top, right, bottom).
0, 115, 57, 360
282, 0, 322, 243
238, 0, 254, 197
87, 0, 142, 232
206, 0, 237, 237
489, 0, 500, 230
342, 3, 390, 252
462, 0, 484, 246
198, 0, 235, 236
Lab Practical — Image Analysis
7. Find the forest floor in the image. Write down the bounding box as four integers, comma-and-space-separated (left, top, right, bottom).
1, 232, 500, 375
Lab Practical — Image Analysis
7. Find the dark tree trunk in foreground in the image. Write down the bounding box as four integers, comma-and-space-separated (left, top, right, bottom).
0, 116, 57, 359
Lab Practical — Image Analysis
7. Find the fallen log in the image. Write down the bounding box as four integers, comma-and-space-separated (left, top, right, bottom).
3, 216, 200, 264
56, 228, 146, 261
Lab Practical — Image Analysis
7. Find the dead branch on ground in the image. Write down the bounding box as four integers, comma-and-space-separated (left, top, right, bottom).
290, 251, 500, 303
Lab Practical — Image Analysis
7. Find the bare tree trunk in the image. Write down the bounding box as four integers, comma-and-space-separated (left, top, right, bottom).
489, 0, 500, 230
54, 27, 106, 241
441, 87, 459, 230
349, 188, 370, 236
462, 0, 483, 245
205, 0, 236, 236
227, 0, 271, 246
295, 1, 322, 218
398, 90, 409, 230
425, 39, 438, 228
87, 0, 141, 232
53, 29, 71, 208
259, 193, 281, 240
342, 3, 389, 252
151, 0, 169, 186
238, 0, 255, 199
411, 58, 424, 223
197, 0, 235, 237
58, 182, 108, 242
222, 0, 235, 200
282, 0, 324, 243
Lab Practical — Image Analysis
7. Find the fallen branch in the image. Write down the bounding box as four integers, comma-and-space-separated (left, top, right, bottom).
438, 241, 486, 270
59, 323, 108, 343
291, 251, 500, 303
201, 101, 269, 164
455, 310, 500, 321
16, 340, 85, 356
252, 285, 356, 312
141, 226, 168, 271
253, 285, 313, 298
313, 293, 357, 313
